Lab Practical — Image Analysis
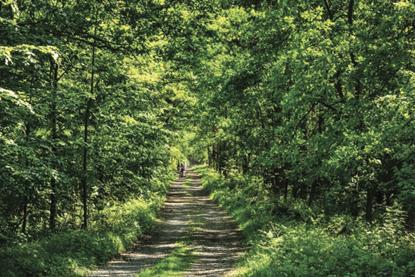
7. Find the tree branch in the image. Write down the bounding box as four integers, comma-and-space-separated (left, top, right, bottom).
322, 0, 333, 20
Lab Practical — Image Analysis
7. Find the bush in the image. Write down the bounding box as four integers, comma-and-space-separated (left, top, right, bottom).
0, 195, 165, 277
0, 243, 48, 277
196, 166, 415, 276
241, 225, 415, 277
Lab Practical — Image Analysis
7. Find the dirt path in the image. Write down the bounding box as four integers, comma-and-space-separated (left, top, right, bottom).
90, 170, 246, 277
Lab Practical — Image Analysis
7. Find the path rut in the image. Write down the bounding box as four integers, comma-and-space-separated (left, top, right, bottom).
90, 170, 246, 277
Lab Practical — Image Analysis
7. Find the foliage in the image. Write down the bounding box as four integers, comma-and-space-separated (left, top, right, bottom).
190, 0, 415, 228
0, 194, 164, 277
196, 166, 415, 276
1, 0, 415, 275
1, 0, 193, 240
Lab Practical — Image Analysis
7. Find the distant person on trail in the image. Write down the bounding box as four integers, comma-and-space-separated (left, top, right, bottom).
179, 163, 185, 177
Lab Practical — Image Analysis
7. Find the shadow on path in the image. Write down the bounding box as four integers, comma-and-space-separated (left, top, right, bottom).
90, 170, 246, 277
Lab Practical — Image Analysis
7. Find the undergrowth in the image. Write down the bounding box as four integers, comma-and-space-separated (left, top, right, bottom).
194, 166, 415, 276
0, 194, 165, 277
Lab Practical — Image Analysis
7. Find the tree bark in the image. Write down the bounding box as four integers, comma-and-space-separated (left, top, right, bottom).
21, 123, 31, 233
347, 0, 355, 26
347, 0, 363, 97
322, 0, 333, 20
284, 181, 288, 200
81, 12, 97, 229
81, 50, 95, 230
308, 179, 317, 205
365, 186, 374, 223
49, 60, 58, 231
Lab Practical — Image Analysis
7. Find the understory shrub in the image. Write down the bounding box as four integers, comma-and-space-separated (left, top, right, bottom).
195, 166, 415, 276
0, 195, 165, 277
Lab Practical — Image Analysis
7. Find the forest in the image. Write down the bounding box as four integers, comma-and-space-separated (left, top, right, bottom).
1, 0, 415, 276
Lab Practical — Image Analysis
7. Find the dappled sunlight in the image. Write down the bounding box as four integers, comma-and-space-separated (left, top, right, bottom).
2, 1, 414, 275
90, 171, 246, 276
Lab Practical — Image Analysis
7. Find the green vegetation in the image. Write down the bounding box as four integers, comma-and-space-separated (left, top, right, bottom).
0, 195, 164, 276
137, 243, 195, 277
196, 166, 415, 276
192, 0, 415, 228
189, 2, 415, 274
1, 0, 192, 274
1, 0, 415, 275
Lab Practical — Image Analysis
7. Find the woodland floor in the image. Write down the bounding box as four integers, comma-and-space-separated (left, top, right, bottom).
90, 170, 246, 277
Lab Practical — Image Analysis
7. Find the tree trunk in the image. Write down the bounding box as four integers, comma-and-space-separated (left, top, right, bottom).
81, 102, 90, 229
21, 198, 28, 233
347, 0, 363, 97
308, 179, 317, 205
242, 153, 250, 174
207, 145, 212, 166
284, 181, 288, 200
49, 60, 58, 231
81, 18, 97, 229
21, 123, 31, 233
365, 186, 375, 223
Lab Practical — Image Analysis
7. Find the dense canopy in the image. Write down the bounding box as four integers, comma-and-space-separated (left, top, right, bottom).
1, 0, 414, 276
